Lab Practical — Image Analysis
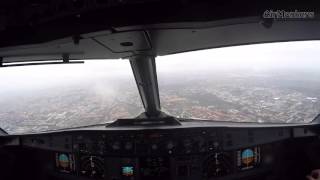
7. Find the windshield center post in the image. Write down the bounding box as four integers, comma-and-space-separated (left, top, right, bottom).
129, 55, 161, 117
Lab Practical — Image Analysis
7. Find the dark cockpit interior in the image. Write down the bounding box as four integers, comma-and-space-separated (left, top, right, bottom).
2, 122, 320, 180
0, 0, 320, 180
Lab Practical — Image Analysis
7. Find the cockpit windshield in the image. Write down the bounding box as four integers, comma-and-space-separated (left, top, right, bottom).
156, 41, 320, 123
1, 41, 320, 134
0, 60, 144, 134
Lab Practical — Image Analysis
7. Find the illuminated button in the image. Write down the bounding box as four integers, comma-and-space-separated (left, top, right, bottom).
125, 142, 133, 150
214, 142, 219, 147
151, 144, 158, 150
183, 139, 192, 147
166, 141, 175, 149
216, 168, 221, 173
112, 142, 120, 150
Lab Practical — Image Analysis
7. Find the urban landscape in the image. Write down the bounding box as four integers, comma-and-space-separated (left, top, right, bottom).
0, 68, 319, 134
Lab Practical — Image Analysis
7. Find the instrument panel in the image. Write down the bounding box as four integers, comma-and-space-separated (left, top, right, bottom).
20, 127, 291, 180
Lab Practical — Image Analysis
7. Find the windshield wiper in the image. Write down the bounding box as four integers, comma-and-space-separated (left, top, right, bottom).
0, 54, 84, 68
311, 113, 320, 124
0, 127, 8, 135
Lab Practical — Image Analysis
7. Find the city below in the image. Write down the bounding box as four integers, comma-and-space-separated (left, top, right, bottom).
0, 70, 319, 134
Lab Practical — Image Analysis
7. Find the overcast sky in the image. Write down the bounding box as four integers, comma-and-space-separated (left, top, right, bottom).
156, 40, 320, 73
0, 40, 320, 93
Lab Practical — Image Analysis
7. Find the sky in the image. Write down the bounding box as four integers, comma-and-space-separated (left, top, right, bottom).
0, 40, 320, 94
156, 40, 320, 74
0, 59, 133, 94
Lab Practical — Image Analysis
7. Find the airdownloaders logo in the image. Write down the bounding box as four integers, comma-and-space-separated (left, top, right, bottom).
263, 10, 315, 19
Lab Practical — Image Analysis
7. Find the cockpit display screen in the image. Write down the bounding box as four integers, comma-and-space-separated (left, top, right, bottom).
55, 153, 75, 173
122, 166, 134, 177
237, 146, 261, 170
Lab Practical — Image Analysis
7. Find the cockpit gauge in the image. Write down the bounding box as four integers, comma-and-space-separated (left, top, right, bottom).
55, 153, 75, 173
80, 155, 105, 179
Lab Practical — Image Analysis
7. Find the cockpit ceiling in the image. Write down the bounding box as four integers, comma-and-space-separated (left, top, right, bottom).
0, 18, 320, 64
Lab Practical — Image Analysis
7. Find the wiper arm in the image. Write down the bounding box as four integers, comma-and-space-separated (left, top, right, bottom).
311, 113, 320, 124
0, 127, 8, 135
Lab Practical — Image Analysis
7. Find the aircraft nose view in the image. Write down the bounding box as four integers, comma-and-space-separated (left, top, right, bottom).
0, 1, 320, 180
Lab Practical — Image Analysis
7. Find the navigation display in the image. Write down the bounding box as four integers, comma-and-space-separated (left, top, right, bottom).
236, 147, 261, 170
